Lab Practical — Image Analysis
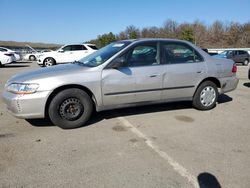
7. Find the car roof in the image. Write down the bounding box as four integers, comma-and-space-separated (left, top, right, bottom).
0, 47, 9, 50
62, 43, 96, 46
119, 38, 191, 43
83, 43, 97, 46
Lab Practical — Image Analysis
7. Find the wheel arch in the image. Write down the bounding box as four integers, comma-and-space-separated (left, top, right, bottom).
29, 55, 36, 60
194, 77, 221, 98
44, 84, 97, 118
43, 57, 57, 64
200, 77, 221, 88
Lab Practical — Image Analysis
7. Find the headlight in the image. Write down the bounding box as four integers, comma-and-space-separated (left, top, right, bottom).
7, 83, 39, 94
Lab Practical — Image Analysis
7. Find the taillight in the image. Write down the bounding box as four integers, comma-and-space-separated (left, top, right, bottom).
4, 53, 13, 57
232, 64, 237, 73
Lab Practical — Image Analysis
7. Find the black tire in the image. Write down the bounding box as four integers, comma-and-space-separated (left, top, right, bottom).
193, 81, 218, 110
48, 89, 93, 129
43, 57, 56, 67
243, 59, 249, 66
29, 55, 36, 61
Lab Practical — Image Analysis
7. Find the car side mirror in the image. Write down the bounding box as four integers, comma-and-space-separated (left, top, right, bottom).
58, 49, 64, 53
110, 57, 125, 69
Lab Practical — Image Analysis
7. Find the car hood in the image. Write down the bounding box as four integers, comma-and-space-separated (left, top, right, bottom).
7, 63, 90, 84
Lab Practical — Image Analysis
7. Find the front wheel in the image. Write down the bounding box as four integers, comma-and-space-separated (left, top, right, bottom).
193, 81, 218, 110
48, 89, 93, 129
43, 57, 56, 67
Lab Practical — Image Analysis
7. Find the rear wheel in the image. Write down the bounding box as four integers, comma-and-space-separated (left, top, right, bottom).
193, 81, 218, 110
29, 55, 36, 61
48, 89, 93, 129
243, 59, 249, 66
44, 57, 56, 67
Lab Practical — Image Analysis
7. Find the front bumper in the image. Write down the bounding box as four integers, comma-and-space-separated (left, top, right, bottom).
220, 76, 239, 94
2, 90, 51, 119
37, 59, 43, 65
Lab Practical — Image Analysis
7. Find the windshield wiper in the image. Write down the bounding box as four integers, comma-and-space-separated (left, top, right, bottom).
71, 61, 94, 67
72, 60, 81, 64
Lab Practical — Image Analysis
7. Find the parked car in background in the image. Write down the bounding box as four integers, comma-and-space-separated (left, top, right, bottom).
0, 51, 15, 66
37, 44, 98, 67
202, 48, 218, 56
248, 68, 250, 80
23, 49, 53, 61
23, 51, 37, 61
0, 47, 21, 61
2, 39, 239, 129
213, 50, 250, 66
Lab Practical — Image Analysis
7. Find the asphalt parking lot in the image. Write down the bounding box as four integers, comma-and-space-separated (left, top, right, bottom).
0, 61, 250, 188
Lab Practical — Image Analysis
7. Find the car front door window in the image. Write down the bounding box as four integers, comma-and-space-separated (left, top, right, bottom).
124, 44, 159, 67
62, 45, 72, 52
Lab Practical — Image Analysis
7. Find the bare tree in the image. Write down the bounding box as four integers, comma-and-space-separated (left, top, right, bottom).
89, 20, 250, 48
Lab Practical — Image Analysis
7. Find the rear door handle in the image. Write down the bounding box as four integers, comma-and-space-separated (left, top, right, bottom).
149, 75, 158, 78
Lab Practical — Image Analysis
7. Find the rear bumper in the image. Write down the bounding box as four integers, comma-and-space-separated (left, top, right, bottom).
1, 57, 14, 65
219, 76, 239, 94
2, 90, 51, 119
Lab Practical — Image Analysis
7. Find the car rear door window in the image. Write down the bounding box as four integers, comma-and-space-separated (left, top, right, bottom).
162, 42, 203, 64
87, 45, 98, 50
239, 51, 247, 55
71, 45, 87, 51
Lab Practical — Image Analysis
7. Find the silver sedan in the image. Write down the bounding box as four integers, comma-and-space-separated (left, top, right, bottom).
2, 39, 239, 129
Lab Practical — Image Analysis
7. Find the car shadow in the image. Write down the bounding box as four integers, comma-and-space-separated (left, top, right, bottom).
90, 101, 193, 124
198, 172, 221, 188
243, 82, 250, 88
217, 94, 233, 104
26, 118, 55, 127
26, 95, 233, 129
26, 101, 192, 128
1, 65, 30, 68
16, 61, 33, 63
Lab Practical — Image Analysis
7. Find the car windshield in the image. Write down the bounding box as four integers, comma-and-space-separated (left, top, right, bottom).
220, 51, 233, 55
220, 51, 228, 55
78, 41, 131, 67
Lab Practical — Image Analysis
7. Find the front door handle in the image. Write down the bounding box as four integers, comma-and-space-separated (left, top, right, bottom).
197, 71, 204, 74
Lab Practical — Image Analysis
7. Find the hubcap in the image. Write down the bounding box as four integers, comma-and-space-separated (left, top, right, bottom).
200, 86, 216, 107
59, 98, 84, 121
44, 59, 53, 66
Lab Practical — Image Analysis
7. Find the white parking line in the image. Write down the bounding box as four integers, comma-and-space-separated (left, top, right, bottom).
118, 117, 199, 188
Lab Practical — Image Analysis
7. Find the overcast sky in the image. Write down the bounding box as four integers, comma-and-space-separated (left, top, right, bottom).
1, 0, 249, 44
